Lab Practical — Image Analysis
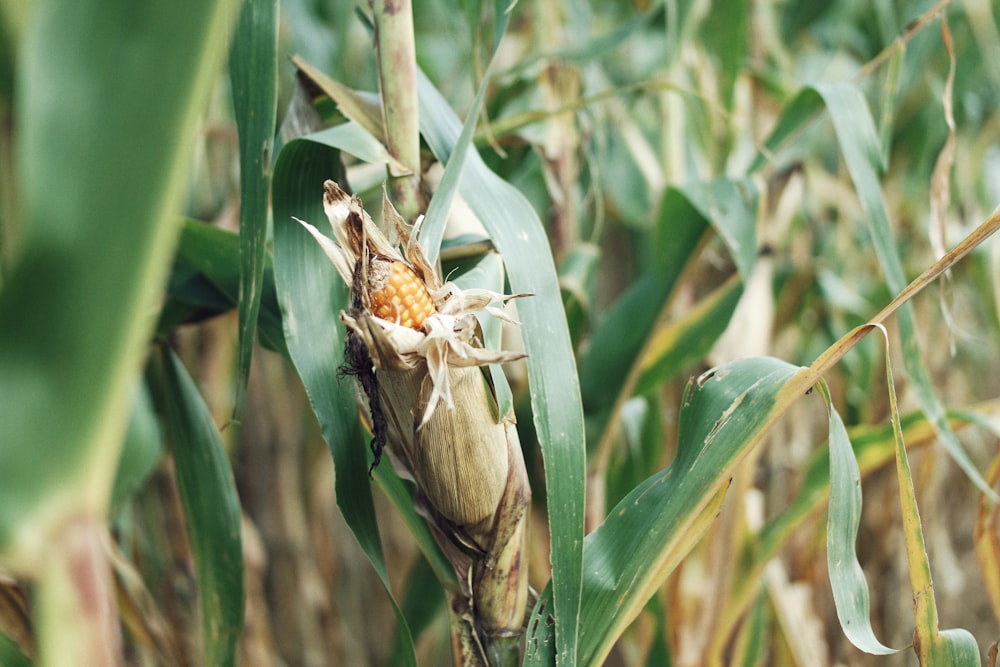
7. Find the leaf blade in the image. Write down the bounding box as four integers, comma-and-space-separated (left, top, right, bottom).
417, 70, 587, 666
154, 347, 245, 667
823, 382, 899, 656
230, 0, 279, 417
271, 136, 421, 666
0, 0, 240, 566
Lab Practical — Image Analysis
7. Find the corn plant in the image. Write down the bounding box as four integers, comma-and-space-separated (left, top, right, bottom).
2, 0, 1000, 666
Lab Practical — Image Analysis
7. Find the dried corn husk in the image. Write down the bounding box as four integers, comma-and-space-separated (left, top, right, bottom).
298, 181, 532, 653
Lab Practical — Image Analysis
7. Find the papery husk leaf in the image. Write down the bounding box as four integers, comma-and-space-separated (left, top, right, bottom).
371, 345, 511, 541
306, 177, 532, 652
474, 422, 531, 634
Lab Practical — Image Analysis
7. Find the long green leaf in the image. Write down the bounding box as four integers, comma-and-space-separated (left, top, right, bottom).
271, 136, 421, 666
154, 346, 244, 667
230, 0, 279, 417
0, 0, 239, 565
815, 82, 995, 501
417, 70, 587, 666
752, 82, 995, 500
528, 357, 809, 665
579, 178, 756, 458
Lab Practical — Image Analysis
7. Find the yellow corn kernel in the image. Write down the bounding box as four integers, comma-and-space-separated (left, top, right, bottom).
369, 260, 436, 329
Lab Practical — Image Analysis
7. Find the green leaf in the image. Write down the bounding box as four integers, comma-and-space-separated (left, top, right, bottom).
159, 219, 285, 355
109, 382, 163, 515
230, 0, 279, 417
271, 136, 420, 667
578, 187, 708, 419
752, 81, 996, 501
925, 629, 982, 666
528, 357, 808, 666
632, 274, 743, 396
0, 0, 240, 566
814, 82, 996, 502
417, 70, 587, 666
153, 346, 244, 667
823, 383, 899, 656
0, 632, 31, 667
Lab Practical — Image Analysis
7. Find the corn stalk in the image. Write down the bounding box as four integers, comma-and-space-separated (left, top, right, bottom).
371, 0, 423, 222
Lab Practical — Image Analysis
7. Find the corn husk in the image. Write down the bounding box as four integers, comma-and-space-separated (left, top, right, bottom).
299, 181, 532, 654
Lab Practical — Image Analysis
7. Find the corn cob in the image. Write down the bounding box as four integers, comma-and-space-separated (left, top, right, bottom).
367, 257, 436, 329
303, 181, 532, 662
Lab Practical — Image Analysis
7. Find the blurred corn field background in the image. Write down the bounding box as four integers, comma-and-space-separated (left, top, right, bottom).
3, 0, 1000, 665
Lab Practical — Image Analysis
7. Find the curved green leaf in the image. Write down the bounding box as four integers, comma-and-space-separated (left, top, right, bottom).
271, 136, 423, 666
109, 382, 163, 515
823, 383, 899, 656
752, 81, 995, 501
528, 357, 807, 665
153, 346, 244, 667
417, 70, 587, 665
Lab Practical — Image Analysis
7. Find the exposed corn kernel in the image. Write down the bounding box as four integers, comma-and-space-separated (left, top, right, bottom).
369, 260, 436, 329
